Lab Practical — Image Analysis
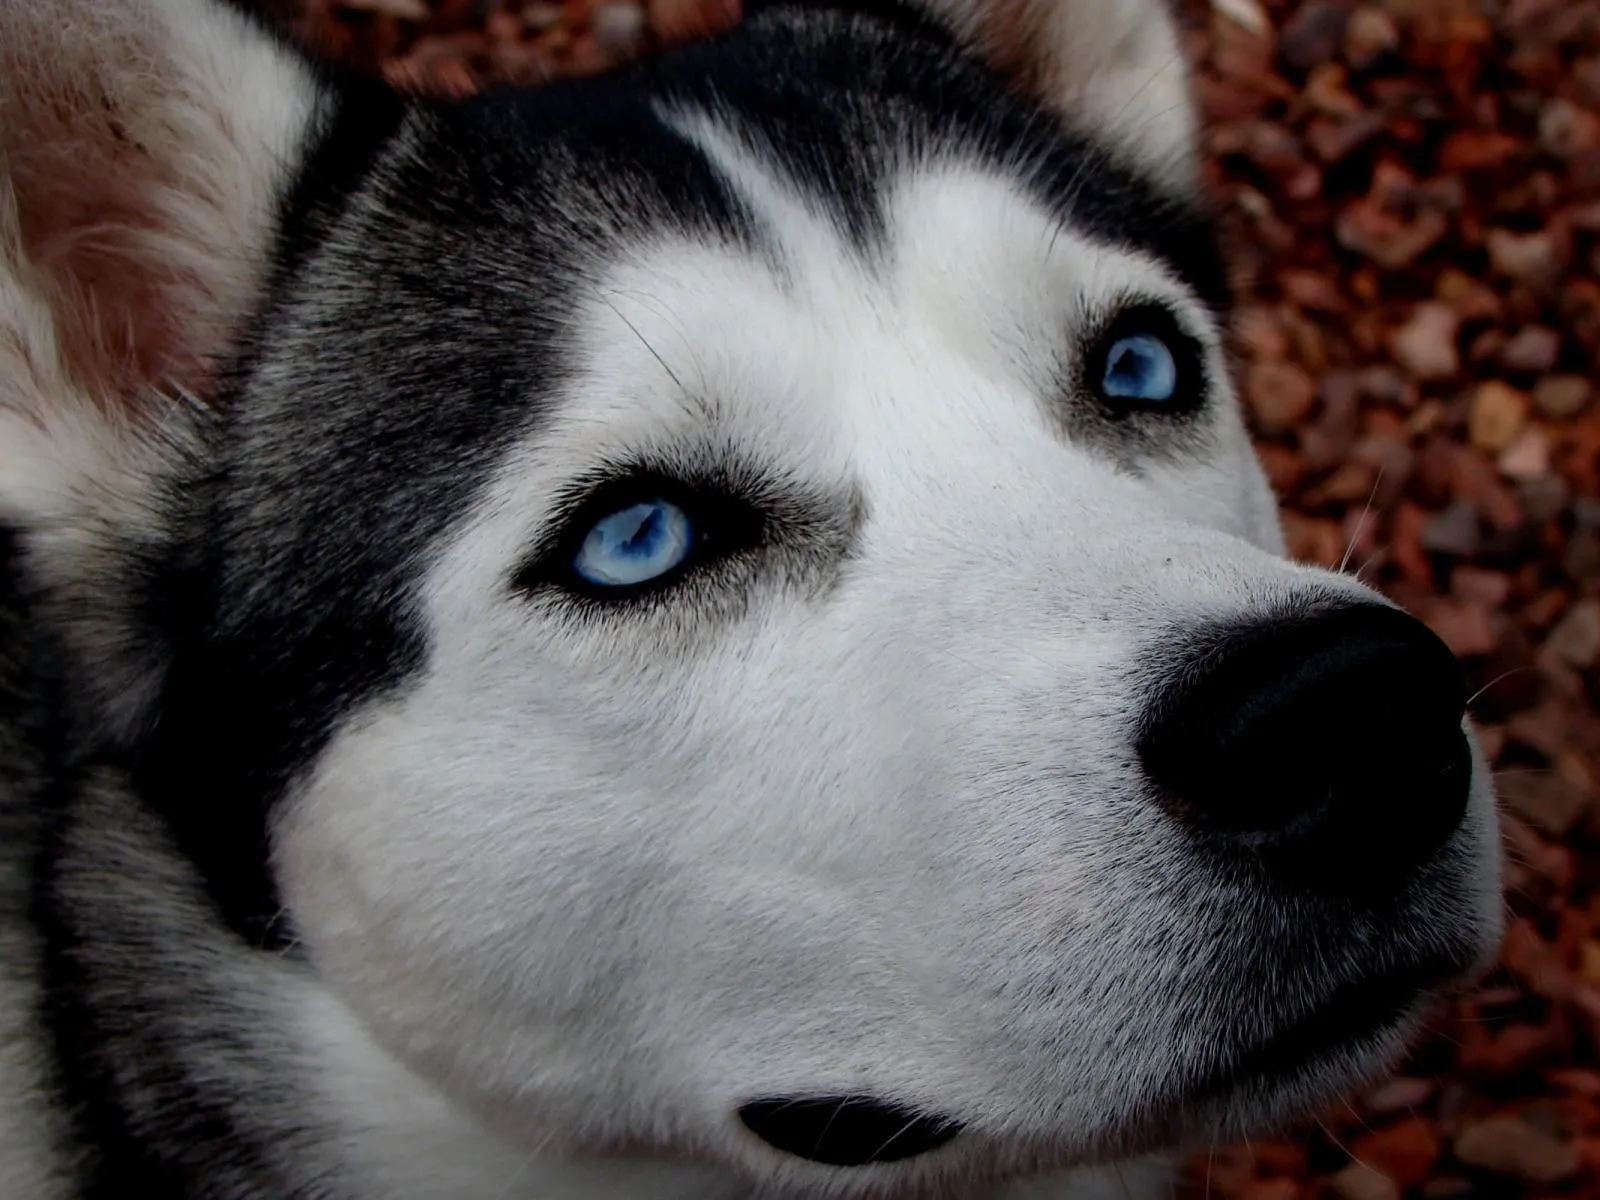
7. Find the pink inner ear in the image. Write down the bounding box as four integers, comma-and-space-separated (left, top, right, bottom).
17, 147, 217, 415
965, 0, 1058, 103
0, 1, 303, 424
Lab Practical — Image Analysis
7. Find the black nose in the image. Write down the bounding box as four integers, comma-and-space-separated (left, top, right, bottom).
738, 1096, 961, 1166
1137, 603, 1472, 892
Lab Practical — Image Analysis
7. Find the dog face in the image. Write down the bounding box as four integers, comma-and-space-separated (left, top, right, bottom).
0, 0, 1502, 1195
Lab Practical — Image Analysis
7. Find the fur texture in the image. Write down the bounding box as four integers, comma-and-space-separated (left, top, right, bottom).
0, 1, 1502, 1197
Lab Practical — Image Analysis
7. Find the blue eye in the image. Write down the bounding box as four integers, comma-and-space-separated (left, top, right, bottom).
573, 498, 694, 587
1101, 333, 1179, 404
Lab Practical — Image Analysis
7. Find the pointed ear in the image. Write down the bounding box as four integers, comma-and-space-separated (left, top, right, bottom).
911, 0, 1199, 186
0, 0, 325, 734
0, 0, 321, 522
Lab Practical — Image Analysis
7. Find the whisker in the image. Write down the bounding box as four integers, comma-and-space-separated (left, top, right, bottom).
1353, 545, 1387, 582
493, 1124, 566, 1200
814, 1097, 850, 1159
1339, 466, 1386, 575
599, 291, 688, 396
1315, 1116, 1380, 1176
1468, 667, 1536, 708
866, 1114, 927, 1164
1341, 1096, 1376, 1137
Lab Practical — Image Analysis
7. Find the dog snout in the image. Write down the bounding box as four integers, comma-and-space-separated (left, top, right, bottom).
1137, 602, 1474, 894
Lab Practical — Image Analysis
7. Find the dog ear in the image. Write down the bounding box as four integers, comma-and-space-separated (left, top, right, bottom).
0, 0, 321, 525
0, 0, 325, 736
908, 0, 1198, 186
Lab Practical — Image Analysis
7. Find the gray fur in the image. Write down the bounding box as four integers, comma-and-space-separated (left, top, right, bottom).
0, 1, 1502, 1197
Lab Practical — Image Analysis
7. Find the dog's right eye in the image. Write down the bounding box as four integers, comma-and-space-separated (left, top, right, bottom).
1084, 303, 1206, 418
511, 472, 770, 602
1101, 335, 1177, 404
573, 499, 695, 588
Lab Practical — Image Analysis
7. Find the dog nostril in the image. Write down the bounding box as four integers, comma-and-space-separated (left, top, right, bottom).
738, 1096, 962, 1166
1137, 603, 1473, 892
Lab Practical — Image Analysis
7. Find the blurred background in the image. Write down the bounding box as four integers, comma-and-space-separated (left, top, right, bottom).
256, 1, 1600, 1195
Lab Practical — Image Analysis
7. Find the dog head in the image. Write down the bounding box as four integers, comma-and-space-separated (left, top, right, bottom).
0, 0, 1501, 1194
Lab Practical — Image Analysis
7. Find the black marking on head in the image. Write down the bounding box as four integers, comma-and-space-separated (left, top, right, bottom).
669, 0, 1229, 306
0, 525, 72, 811
272, 77, 411, 286
6, 528, 292, 1197
0, 527, 87, 1191
138, 64, 763, 945
135, 0, 1225, 944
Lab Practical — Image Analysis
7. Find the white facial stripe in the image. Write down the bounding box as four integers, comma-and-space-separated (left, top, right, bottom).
271, 99, 1497, 1200
422, 105, 1282, 667
660, 105, 1229, 457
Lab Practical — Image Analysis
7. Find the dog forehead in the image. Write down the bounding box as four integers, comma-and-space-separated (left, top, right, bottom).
360, 0, 1228, 324
232, 0, 1228, 492
210, 6, 1239, 667
550, 158, 1214, 460
423, 199, 1246, 647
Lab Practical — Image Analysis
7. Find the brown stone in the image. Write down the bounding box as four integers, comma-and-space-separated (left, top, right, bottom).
1246, 359, 1318, 434
1454, 1116, 1581, 1183
1469, 381, 1531, 454
1390, 303, 1461, 380
1499, 325, 1562, 373
1534, 375, 1591, 418
1350, 1117, 1443, 1188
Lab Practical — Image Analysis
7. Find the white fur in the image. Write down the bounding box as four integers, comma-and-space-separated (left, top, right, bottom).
0, 0, 317, 1184
910, 0, 1200, 186
273, 121, 1501, 1198
0, 0, 318, 737
0, 0, 1502, 1197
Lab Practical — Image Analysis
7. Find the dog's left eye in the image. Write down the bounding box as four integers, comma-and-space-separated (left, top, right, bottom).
1100, 334, 1178, 404
573, 499, 695, 587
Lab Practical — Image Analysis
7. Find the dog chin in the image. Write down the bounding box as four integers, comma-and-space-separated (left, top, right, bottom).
699, 992, 1445, 1199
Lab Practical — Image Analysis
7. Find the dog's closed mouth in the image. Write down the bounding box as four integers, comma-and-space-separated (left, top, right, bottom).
738, 1096, 963, 1166
1190, 952, 1471, 1103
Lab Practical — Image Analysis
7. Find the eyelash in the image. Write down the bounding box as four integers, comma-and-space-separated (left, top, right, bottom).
513, 472, 767, 602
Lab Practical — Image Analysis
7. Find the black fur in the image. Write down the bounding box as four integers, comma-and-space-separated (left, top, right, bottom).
23, 3, 1241, 1190
7, 4, 1488, 1195
0, 528, 79, 1190
133, 0, 1227, 946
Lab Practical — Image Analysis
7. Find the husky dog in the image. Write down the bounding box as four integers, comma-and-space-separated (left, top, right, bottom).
0, 0, 1503, 1196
